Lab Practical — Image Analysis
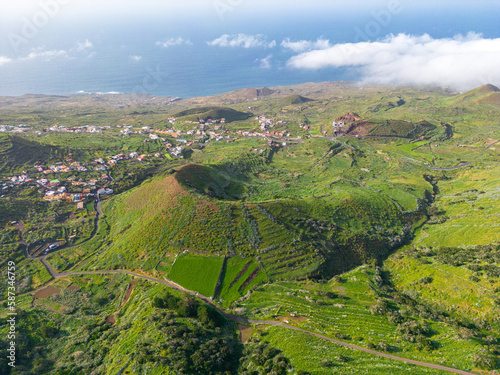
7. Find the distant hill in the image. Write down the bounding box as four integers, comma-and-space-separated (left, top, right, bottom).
335, 118, 436, 139
447, 83, 500, 107
174, 106, 252, 122
477, 84, 500, 93
0, 134, 68, 173
230, 87, 274, 100
280, 94, 314, 105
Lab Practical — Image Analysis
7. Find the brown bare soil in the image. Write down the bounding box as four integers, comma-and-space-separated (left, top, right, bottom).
238, 324, 254, 343
277, 316, 308, 323
345, 120, 376, 136
121, 279, 136, 307
124, 174, 188, 213
106, 314, 116, 325
33, 286, 61, 299
477, 92, 500, 105
238, 268, 260, 292
336, 112, 360, 123
68, 284, 80, 291
228, 261, 253, 290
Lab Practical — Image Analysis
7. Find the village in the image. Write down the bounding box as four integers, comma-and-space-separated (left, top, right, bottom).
1, 113, 306, 208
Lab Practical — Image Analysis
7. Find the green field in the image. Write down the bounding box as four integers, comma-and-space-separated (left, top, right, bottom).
168, 254, 224, 297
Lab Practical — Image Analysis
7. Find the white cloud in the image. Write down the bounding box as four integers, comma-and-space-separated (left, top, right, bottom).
155, 37, 192, 48
287, 33, 500, 91
256, 55, 273, 69
76, 39, 93, 52
1, 40, 93, 65
0, 56, 13, 66
22, 48, 68, 61
281, 38, 331, 52
208, 34, 276, 49
129, 55, 142, 61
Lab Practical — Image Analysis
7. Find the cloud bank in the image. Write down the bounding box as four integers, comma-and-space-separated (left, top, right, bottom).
287, 33, 500, 91
22, 48, 68, 61
208, 34, 276, 49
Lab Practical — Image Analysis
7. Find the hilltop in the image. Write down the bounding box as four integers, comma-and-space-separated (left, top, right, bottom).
477, 84, 500, 93
173, 106, 252, 123
280, 94, 314, 105
446, 83, 500, 107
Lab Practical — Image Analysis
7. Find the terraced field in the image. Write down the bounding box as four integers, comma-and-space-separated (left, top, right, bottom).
168, 254, 224, 297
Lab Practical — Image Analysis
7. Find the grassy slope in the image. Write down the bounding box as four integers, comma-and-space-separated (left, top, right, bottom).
241, 265, 493, 374
75, 157, 416, 295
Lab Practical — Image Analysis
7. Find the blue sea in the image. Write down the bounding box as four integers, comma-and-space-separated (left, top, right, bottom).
0, 1, 499, 98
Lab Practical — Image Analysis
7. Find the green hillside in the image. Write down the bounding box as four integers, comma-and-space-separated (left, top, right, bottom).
280, 94, 314, 105
0, 134, 67, 173
174, 106, 252, 122
71, 141, 432, 301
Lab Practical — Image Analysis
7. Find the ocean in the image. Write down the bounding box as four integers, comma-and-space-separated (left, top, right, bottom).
0, 1, 499, 98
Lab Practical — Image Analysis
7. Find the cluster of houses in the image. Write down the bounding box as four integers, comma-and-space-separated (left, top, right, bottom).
332, 120, 346, 130
31, 149, 160, 180
119, 125, 155, 135
34, 162, 88, 174
45, 125, 109, 133
44, 189, 89, 203
165, 144, 185, 157
97, 188, 114, 196
0, 124, 30, 133
199, 118, 226, 127
101, 151, 158, 164
1, 174, 32, 194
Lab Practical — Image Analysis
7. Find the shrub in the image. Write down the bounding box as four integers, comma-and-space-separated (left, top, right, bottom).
418, 276, 433, 284
335, 355, 350, 363
320, 359, 334, 367
473, 350, 498, 370
370, 299, 390, 315
377, 342, 390, 352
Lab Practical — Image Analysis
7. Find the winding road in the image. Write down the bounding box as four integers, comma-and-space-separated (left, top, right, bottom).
19, 185, 478, 375
31, 253, 476, 375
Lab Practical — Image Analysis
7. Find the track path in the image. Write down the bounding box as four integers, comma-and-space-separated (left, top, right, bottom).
35, 256, 476, 375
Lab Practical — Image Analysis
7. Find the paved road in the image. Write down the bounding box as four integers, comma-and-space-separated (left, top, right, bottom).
307, 129, 356, 151
36, 258, 476, 375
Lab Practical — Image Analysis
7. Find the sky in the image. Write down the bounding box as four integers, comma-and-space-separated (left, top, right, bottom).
0, 0, 499, 96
